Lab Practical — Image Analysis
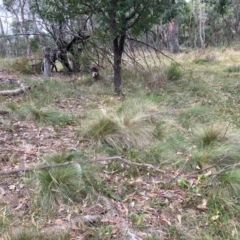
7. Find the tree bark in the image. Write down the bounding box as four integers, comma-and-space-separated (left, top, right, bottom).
43, 47, 51, 77
0, 18, 8, 56
197, 0, 205, 50
113, 34, 125, 94
167, 18, 179, 53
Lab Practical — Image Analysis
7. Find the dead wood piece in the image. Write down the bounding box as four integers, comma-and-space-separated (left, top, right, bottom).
81, 215, 102, 224
0, 162, 72, 175
0, 78, 18, 84
0, 186, 6, 195
0, 84, 31, 96
0, 110, 9, 115
94, 156, 165, 173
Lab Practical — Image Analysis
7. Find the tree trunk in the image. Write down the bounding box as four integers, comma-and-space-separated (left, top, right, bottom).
43, 47, 51, 77
113, 34, 125, 94
167, 18, 179, 53
0, 18, 8, 56
60, 48, 73, 72
197, 0, 205, 50
19, 0, 30, 55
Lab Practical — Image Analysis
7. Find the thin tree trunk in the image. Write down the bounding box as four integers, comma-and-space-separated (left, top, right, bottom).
43, 47, 51, 77
197, 0, 205, 50
0, 18, 8, 56
167, 18, 179, 53
20, 0, 30, 55
113, 34, 125, 94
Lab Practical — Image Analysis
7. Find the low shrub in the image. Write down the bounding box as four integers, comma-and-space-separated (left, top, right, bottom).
166, 63, 182, 81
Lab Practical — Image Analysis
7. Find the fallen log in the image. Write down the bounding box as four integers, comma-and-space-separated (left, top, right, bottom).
0, 83, 31, 96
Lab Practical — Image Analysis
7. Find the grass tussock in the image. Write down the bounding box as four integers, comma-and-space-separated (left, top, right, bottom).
35, 151, 98, 212
166, 62, 182, 81
225, 65, 240, 73
37, 165, 82, 211
193, 124, 227, 147
7, 104, 74, 126
84, 99, 159, 151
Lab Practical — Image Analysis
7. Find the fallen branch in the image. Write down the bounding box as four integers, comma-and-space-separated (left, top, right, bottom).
93, 156, 165, 173
0, 83, 31, 96
182, 154, 228, 178
0, 162, 72, 175
0, 156, 165, 176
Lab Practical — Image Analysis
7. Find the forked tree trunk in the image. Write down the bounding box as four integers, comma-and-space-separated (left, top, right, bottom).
113, 34, 125, 94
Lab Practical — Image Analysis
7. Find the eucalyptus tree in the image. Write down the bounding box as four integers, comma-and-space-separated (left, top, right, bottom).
32, 0, 180, 93
3, 0, 32, 55
31, 0, 92, 72
78, 0, 180, 93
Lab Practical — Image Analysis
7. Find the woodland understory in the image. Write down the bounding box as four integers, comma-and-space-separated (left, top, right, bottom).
1, 45, 240, 239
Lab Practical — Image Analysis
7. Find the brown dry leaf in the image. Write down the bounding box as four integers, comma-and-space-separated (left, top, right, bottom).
71, 224, 85, 231
55, 218, 64, 224
65, 213, 71, 221
204, 170, 212, 177
15, 203, 23, 210
197, 199, 208, 210
101, 218, 119, 224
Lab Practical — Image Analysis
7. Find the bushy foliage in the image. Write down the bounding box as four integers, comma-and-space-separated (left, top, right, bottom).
166, 63, 182, 81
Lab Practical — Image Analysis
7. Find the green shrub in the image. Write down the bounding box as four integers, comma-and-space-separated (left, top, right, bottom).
166, 63, 182, 81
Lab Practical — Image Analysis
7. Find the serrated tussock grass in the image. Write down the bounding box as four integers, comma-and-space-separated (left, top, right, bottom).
11, 104, 73, 125
84, 99, 159, 151
208, 168, 240, 212
193, 124, 228, 147
37, 165, 81, 208
35, 151, 98, 212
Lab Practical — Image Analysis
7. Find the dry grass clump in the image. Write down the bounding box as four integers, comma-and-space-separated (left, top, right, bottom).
12, 57, 33, 74
84, 99, 159, 150
193, 124, 227, 147
147, 71, 166, 89
205, 53, 217, 62
225, 64, 240, 73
